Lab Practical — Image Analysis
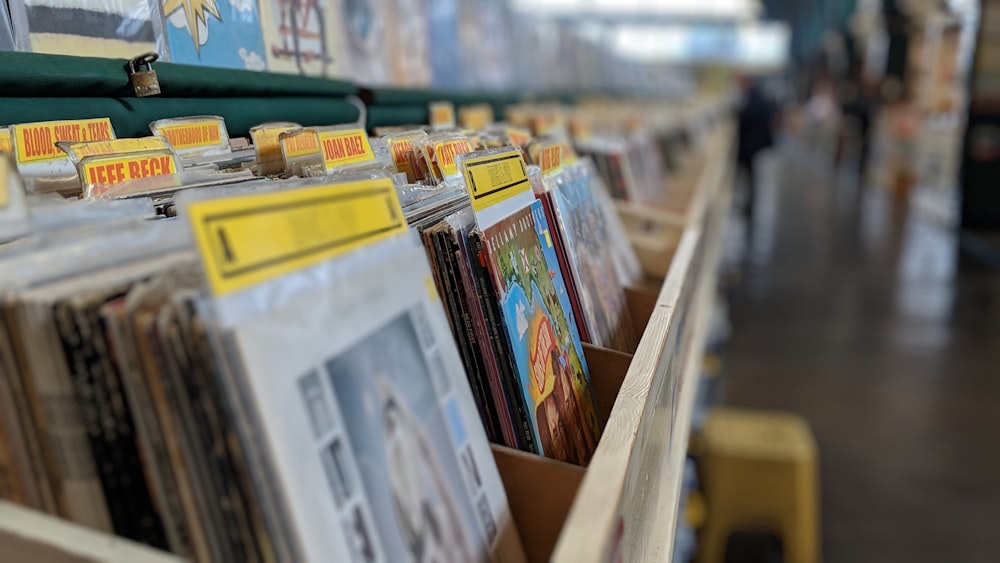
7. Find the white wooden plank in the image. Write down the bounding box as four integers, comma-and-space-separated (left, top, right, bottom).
551, 123, 735, 563
0, 501, 185, 563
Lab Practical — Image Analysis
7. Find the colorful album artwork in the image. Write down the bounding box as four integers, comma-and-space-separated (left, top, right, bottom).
17, 0, 156, 58
161, 0, 268, 71
483, 200, 601, 465
548, 174, 636, 352
260, 0, 349, 77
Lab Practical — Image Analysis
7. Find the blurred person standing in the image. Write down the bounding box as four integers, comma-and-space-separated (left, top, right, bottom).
838, 69, 877, 177
737, 77, 777, 217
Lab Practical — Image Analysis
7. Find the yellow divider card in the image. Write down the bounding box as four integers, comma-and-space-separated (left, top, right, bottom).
154, 119, 226, 150
461, 150, 531, 212
0, 155, 10, 208
429, 101, 456, 130
12, 118, 115, 164
251, 124, 298, 159
387, 132, 426, 182
81, 151, 178, 186
434, 139, 472, 177
250, 122, 301, 175
188, 178, 408, 296
61, 137, 169, 161
559, 141, 578, 165
535, 143, 563, 176
281, 129, 321, 159
459, 104, 493, 131
318, 128, 374, 171
0, 128, 11, 155
506, 127, 532, 147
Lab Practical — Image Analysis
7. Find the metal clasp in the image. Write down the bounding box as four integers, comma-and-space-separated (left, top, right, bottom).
127, 52, 161, 98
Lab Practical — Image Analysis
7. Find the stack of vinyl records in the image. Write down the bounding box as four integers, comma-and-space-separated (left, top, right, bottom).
0, 105, 653, 560
409, 138, 641, 466
0, 174, 525, 561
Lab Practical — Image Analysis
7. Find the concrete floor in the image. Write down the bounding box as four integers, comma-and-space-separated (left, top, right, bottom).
722, 144, 1000, 563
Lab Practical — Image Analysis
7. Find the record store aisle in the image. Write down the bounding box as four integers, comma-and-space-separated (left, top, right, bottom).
722, 144, 1000, 563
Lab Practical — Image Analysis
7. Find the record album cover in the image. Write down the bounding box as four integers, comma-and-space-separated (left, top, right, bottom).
481, 200, 600, 465
547, 174, 636, 352
326, 311, 483, 563
159, 0, 267, 71
222, 237, 517, 562
260, 0, 348, 77
13, 0, 156, 58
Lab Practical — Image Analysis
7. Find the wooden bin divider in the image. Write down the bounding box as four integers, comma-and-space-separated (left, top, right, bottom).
491, 446, 584, 563
624, 284, 659, 337
492, 343, 634, 563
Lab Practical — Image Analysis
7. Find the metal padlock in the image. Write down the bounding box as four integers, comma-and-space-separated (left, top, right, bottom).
127, 53, 161, 97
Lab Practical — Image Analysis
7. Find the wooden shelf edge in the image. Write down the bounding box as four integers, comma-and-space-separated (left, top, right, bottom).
0, 501, 184, 563
551, 122, 735, 563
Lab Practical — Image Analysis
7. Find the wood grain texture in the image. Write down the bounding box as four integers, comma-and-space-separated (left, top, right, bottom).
492, 446, 585, 563
624, 285, 658, 337
551, 122, 735, 563
583, 344, 634, 428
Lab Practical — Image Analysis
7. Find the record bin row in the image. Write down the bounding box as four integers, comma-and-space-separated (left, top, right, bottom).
0, 86, 735, 562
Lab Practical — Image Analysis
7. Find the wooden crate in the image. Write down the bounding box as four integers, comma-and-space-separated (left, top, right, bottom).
0, 120, 735, 563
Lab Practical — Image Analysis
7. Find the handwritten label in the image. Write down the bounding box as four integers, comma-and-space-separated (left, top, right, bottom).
434, 139, 472, 178
318, 129, 374, 171
13, 118, 115, 164
187, 178, 407, 296
81, 151, 178, 195
429, 101, 456, 130
156, 120, 225, 150
280, 129, 321, 159
461, 151, 531, 212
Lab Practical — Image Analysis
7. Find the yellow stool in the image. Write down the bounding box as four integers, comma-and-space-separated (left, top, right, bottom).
696, 408, 820, 563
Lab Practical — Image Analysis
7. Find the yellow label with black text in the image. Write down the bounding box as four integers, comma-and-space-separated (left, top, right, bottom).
13, 118, 115, 164
461, 151, 531, 212
318, 129, 374, 170
280, 129, 321, 159
63, 137, 168, 160
187, 178, 407, 296
434, 139, 472, 177
0, 128, 11, 154
429, 101, 456, 129
156, 120, 226, 150
81, 151, 178, 194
